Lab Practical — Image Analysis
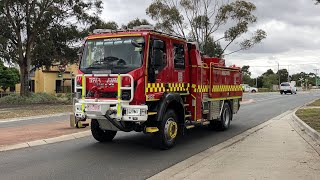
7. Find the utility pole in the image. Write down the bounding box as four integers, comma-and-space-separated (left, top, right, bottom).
314, 69, 319, 88
277, 62, 280, 88
287, 65, 290, 82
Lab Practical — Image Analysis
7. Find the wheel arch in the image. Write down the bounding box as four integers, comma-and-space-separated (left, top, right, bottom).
156, 93, 185, 126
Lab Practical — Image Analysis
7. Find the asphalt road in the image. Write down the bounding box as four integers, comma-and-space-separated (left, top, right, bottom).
0, 91, 319, 180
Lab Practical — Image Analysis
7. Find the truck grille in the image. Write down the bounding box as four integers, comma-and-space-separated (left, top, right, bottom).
100, 92, 117, 98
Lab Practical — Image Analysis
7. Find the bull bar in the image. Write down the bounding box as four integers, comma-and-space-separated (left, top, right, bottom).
73, 73, 148, 122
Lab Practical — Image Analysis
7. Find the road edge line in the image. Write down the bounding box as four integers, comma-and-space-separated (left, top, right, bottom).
0, 130, 91, 152
148, 110, 292, 180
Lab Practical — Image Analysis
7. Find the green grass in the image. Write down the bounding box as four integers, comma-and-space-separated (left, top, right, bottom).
307, 99, 320, 106
296, 109, 320, 132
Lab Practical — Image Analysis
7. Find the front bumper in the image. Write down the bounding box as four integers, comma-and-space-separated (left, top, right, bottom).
74, 100, 148, 122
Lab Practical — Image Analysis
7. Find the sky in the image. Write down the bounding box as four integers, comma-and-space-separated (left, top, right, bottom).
100, 0, 320, 78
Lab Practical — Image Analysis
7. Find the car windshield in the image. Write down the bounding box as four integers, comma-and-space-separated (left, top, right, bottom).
281, 83, 290, 86
80, 36, 145, 73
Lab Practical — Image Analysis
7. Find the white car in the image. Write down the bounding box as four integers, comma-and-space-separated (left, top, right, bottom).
241, 84, 258, 93
280, 82, 297, 95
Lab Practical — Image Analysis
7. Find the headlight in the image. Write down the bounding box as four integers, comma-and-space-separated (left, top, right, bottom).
126, 108, 141, 116
140, 109, 147, 116
125, 108, 147, 116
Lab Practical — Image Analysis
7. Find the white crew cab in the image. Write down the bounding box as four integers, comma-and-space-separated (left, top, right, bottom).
280, 82, 297, 95
241, 84, 258, 93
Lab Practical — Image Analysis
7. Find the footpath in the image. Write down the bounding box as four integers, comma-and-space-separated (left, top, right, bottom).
149, 112, 320, 180
0, 113, 89, 151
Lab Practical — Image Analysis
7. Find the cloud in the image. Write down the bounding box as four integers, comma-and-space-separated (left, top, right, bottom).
101, 0, 152, 25
99, 0, 320, 77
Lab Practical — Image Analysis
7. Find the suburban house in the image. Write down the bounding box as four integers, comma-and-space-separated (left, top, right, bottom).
15, 64, 78, 95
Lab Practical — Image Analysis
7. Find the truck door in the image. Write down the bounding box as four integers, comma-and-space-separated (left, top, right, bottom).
146, 37, 170, 100
169, 41, 189, 93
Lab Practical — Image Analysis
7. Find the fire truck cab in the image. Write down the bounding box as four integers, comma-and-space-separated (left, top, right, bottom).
73, 26, 243, 149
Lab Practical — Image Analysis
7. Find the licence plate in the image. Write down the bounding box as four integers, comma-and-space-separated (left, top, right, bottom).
284, 90, 287, 91
86, 104, 101, 111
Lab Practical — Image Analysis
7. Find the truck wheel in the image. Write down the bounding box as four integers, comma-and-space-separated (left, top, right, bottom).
280, 91, 283, 95
219, 103, 231, 130
154, 110, 178, 150
209, 103, 231, 131
91, 119, 117, 142
251, 90, 256, 93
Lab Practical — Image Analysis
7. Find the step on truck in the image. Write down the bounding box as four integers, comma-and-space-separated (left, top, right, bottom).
72, 26, 243, 149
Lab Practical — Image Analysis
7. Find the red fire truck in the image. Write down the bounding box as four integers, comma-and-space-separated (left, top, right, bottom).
73, 26, 243, 149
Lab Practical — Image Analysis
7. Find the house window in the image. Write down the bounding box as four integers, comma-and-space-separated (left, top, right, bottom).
29, 80, 35, 92
56, 80, 62, 93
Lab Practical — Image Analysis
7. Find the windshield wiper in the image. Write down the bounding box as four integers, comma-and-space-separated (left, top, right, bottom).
84, 66, 103, 69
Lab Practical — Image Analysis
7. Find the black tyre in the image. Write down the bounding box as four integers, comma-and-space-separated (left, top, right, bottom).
280, 91, 283, 95
251, 90, 256, 93
91, 119, 117, 142
208, 103, 231, 131
154, 110, 178, 150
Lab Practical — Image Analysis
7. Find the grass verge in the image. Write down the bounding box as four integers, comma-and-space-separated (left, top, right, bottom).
307, 99, 320, 106
0, 105, 73, 119
296, 108, 320, 133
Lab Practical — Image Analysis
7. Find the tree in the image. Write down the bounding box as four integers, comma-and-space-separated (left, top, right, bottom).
316, 0, 320, 4
241, 65, 251, 76
0, 0, 102, 96
32, 19, 119, 69
277, 69, 289, 83
86, 20, 118, 34
0, 61, 19, 92
291, 72, 317, 87
241, 65, 252, 85
203, 37, 223, 57
32, 25, 82, 69
146, 0, 266, 57
262, 69, 274, 76
126, 18, 150, 29
262, 74, 278, 89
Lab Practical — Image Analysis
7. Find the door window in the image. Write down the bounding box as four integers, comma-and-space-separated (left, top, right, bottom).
173, 43, 185, 69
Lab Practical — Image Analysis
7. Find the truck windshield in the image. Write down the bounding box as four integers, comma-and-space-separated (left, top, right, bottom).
80, 36, 145, 73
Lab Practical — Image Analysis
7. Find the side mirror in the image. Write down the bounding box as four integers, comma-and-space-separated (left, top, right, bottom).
153, 40, 164, 49
151, 49, 164, 67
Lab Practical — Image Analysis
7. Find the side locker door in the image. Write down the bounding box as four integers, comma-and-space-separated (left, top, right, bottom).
146, 36, 170, 101
170, 41, 189, 94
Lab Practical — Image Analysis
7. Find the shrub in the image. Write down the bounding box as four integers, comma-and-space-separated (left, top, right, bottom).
0, 93, 63, 105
